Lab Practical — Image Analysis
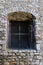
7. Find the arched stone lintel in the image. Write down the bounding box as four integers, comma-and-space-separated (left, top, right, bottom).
7, 11, 36, 22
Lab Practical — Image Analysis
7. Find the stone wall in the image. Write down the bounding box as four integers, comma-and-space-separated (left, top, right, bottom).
0, 0, 43, 65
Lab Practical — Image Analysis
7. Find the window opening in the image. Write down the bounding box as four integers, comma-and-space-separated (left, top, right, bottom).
8, 21, 36, 49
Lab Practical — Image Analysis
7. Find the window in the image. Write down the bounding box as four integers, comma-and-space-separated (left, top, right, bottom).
8, 20, 36, 49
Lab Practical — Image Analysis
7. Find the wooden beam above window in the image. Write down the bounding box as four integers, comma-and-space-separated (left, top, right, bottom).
7, 11, 36, 22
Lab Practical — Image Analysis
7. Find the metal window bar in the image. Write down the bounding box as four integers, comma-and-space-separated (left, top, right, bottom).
30, 25, 32, 49
19, 23, 20, 40
11, 33, 28, 35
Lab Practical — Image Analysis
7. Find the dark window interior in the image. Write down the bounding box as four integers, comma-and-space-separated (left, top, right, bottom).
8, 21, 36, 49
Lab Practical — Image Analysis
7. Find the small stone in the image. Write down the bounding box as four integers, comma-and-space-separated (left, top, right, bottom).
34, 52, 39, 55
12, 58, 14, 61
37, 56, 42, 60
0, 45, 2, 50
20, 62, 24, 65
4, 62, 9, 65
20, 53, 26, 56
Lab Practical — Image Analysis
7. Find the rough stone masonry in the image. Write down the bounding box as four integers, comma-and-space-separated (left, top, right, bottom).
0, 0, 43, 65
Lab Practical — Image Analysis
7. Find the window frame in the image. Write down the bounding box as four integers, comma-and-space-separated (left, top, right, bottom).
8, 20, 36, 50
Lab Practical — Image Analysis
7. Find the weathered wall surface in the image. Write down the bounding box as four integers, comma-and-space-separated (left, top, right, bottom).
0, 0, 43, 65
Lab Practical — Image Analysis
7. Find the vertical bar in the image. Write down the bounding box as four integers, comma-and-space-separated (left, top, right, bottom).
31, 25, 32, 43
19, 23, 20, 40
30, 25, 32, 49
